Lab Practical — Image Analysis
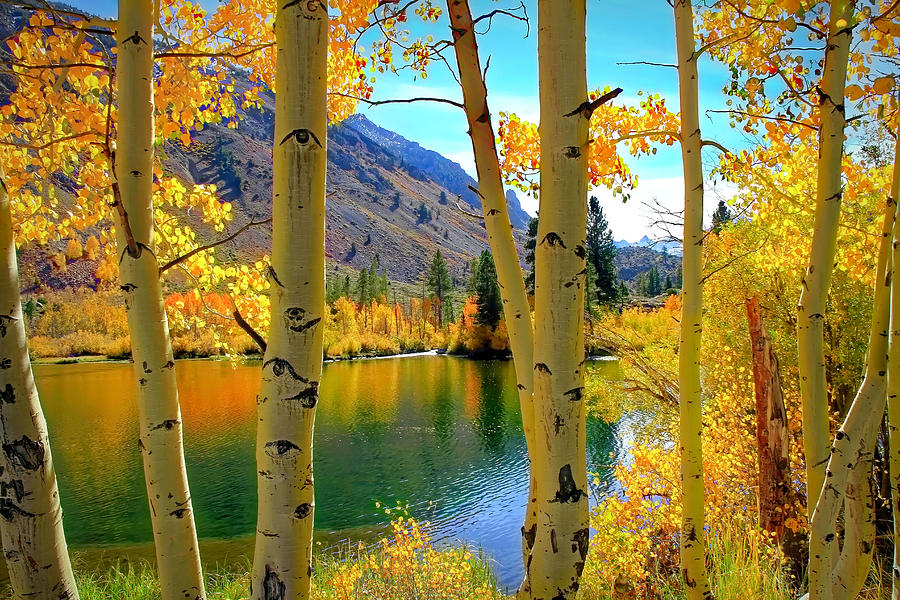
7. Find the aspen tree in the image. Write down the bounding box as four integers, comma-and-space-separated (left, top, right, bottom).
673, 1, 711, 597
808, 191, 895, 600
796, 0, 855, 519
885, 135, 900, 600
115, 2, 205, 598
0, 170, 78, 599
250, 1, 327, 598
522, 1, 591, 597
444, 0, 537, 564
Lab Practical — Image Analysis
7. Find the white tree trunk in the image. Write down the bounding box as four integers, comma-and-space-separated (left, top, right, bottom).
250, 1, 327, 598
0, 171, 79, 599
115, 2, 206, 597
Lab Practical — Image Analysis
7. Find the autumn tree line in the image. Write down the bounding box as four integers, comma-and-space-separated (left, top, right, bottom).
0, 1, 899, 600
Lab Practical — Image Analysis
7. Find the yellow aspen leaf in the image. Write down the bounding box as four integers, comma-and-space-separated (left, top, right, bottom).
873, 76, 894, 95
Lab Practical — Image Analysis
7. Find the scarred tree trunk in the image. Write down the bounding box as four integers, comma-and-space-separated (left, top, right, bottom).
796, 0, 855, 525
746, 296, 790, 541
250, 1, 327, 598
520, 1, 591, 597
673, 1, 711, 597
444, 0, 538, 567
0, 171, 78, 599
114, 2, 206, 598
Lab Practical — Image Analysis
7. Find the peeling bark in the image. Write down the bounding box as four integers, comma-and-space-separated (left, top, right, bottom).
746, 296, 791, 540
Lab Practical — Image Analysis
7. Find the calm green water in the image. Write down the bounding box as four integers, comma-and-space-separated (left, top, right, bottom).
34, 355, 623, 589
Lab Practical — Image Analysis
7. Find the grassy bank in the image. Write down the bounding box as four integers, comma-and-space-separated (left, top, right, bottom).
12, 525, 842, 600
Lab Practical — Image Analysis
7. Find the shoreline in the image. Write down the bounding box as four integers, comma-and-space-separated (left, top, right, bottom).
32, 349, 616, 366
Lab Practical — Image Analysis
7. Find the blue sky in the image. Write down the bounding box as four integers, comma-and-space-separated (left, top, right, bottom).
72, 0, 745, 241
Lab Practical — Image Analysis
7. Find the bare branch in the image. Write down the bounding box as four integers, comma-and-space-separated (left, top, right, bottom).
617, 60, 677, 69
706, 108, 818, 131
701, 139, 731, 154
565, 87, 624, 119
472, 2, 530, 37
328, 91, 464, 110
233, 304, 267, 353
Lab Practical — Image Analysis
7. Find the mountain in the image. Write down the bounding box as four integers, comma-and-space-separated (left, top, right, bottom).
0, 1, 534, 289
614, 235, 682, 255
345, 114, 531, 229
614, 246, 680, 289
161, 102, 528, 285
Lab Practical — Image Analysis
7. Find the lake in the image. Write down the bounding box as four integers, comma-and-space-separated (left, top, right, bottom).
31, 355, 624, 591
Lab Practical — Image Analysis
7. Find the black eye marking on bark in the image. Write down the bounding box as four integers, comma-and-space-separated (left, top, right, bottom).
554, 414, 565, 434
294, 503, 312, 519
138, 378, 147, 386
143, 361, 152, 373
3, 436, 43, 471
564, 387, 584, 402
552, 464, 586, 504
574, 245, 586, 259
262, 565, 286, 600
517, 384, 526, 391
572, 528, 589, 560
0, 479, 25, 502
550, 528, 558, 553
541, 232, 566, 248
522, 523, 537, 550
0, 358, 10, 369
563, 146, 582, 158
0, 384, 14, 404
534, 363, 552, 375
267, 266, 285, 288
150, 419, 179, 431
162, 360, 175, 370
263, 358, 309, 383
120, 283, 138, 293
264, 439, 301, 459
486, 209, 500, 216
0, 314, 13, 337
170, 508, 188, 519
122, 30, 146, 45
0, 498, 34, 521
284, 307, 321, 333
280, 128, 323, 148
285, 382, 319, 408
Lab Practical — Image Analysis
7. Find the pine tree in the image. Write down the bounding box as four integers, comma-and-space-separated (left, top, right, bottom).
427, 250, 453, 327
524, 216, 539, 294
665, 274, 673, 291
470, 250, 502, 328
586, 196, 619, 306
711, 199, 733, 233
343, 274, 352, 298
357, 269, 369, 306
676, 266, 683, 289
647, 265, 662, 296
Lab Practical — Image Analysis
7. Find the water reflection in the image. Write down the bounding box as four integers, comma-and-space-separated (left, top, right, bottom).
33, 356, 622, 589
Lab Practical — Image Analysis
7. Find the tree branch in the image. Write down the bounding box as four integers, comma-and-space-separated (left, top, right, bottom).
159, 218, 272, 274
565, 87, 624, 119
328, 91, 464, 110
